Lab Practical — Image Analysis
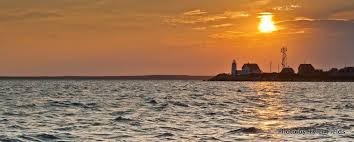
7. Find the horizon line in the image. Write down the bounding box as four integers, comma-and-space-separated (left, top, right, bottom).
0, 75, 213, 80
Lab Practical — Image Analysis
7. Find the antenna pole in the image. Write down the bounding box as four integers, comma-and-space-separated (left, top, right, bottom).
281, 46, 288, 69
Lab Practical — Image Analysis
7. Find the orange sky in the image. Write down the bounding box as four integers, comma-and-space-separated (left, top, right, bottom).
1, 0, 354, 76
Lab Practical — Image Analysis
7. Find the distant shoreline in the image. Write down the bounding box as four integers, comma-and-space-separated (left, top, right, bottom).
0, 75, 212, 80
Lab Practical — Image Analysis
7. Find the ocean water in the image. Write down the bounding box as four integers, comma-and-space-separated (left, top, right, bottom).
0, 80, 353, 142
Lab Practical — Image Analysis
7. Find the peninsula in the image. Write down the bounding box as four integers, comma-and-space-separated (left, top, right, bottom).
210, 47, 354, 82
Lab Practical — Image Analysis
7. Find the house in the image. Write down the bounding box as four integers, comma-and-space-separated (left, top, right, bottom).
241, 63, 262, 75
328, 68, 338, 73
337, 67, 354, 77
280, 67, 295, 74
298, 64, 315, 75
339, 67, 354, 73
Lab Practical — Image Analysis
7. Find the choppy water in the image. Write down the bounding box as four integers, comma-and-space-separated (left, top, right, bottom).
0, 80, 353, 141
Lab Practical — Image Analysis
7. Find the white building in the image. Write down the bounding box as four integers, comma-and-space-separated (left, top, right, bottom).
231, 60, 237, 76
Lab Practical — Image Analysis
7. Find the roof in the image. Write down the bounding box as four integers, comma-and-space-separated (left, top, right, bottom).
298, 64, 316, 74
299, 64, 315, 68
242, 63, 261, 72
281, 67, 295, 74
242, 63, 259, 68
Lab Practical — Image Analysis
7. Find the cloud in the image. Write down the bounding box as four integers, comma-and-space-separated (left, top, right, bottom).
183, 9, 207, 16
23, 11, 62, 19
273, 4, 301, 11
223, 11, 249, 18
329, 10, 354, 20
164, 10, 249, 25
191, 23, 234, 31
164, 15, 227, 25
294, 17, 315, 21
210, 23, 233, 28
192, 27, 207, 31
278, 19, 354, 32
0, 10, 62, 22
209, 31, 246, 40
209, 19, 354, 41
248, 0, 272, 7
275, 17, 316, 24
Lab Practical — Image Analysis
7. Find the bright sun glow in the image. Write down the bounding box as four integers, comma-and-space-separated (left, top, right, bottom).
258, 14, 276, 33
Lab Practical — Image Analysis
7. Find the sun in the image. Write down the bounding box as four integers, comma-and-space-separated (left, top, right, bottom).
258, 13, 276, 33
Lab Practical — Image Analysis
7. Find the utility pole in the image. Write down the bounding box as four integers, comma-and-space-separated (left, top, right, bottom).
278, 64, 280, 73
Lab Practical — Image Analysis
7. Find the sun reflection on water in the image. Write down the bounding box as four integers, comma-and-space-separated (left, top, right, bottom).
242, 82, 297, 139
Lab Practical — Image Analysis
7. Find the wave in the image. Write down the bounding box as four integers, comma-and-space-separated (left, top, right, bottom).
228, 127, 264, 134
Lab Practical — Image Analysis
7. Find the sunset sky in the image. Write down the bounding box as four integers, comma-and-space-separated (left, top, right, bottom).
1, 0, 354, 76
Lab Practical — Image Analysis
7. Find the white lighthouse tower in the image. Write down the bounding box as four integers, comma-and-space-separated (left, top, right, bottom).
231, 59, 237, 76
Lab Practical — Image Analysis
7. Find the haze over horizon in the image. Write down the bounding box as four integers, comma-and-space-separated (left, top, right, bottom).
1, 0, 354, 76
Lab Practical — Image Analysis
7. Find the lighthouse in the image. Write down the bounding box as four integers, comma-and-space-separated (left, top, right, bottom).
231, 59, 237, 76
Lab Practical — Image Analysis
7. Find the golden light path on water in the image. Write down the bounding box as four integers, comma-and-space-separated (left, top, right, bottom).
240, 82, 298, 139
